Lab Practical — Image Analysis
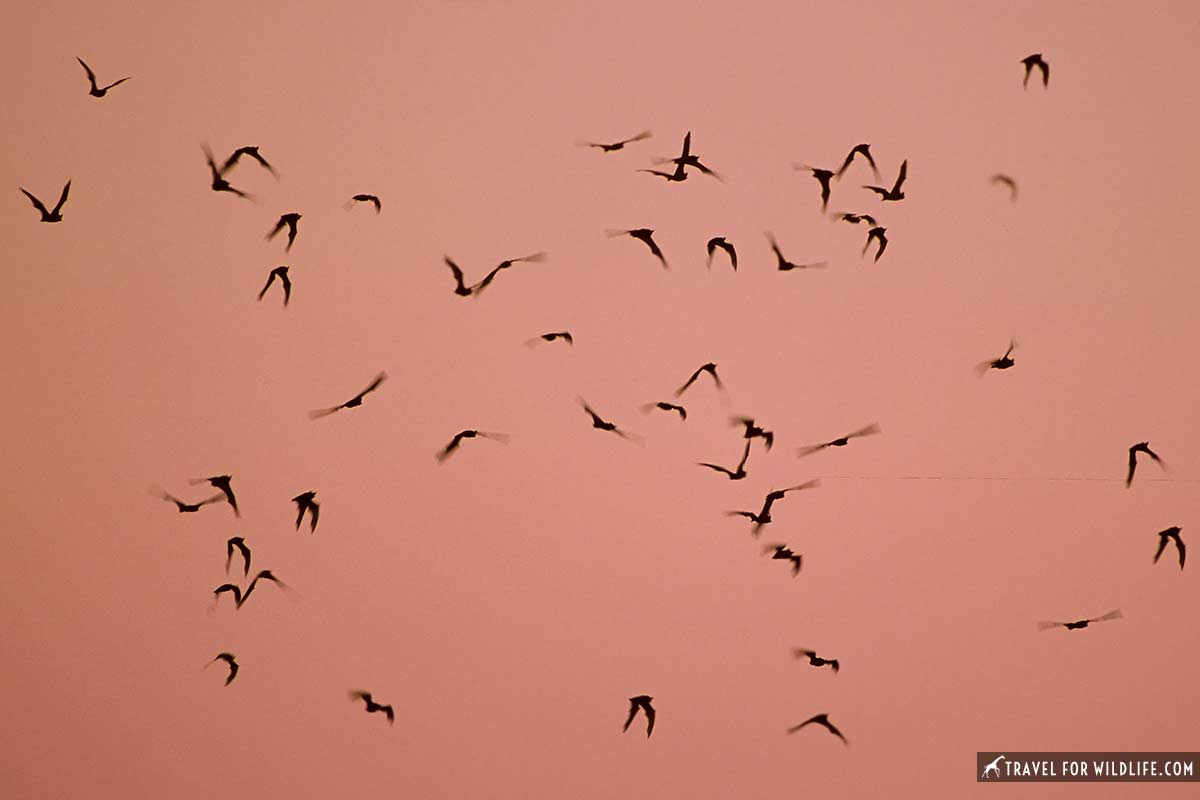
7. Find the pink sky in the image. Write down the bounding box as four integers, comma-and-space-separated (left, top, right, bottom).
2, 1, 1198, 797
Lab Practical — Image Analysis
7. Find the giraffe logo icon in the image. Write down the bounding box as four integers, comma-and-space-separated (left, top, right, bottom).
981, 755, 1007, 780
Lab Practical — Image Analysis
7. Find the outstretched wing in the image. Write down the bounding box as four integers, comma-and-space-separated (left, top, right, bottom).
76, 56, 97, 88
622, 703, 638, 732
52, 181, 71, 214
19, 188, 49, 216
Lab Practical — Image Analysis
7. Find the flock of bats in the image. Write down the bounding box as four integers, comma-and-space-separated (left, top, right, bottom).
21, 49, 1187, 744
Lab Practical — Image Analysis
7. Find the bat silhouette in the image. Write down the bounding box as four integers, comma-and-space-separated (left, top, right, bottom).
526, 331, 573, 347
437, 430, 509, 462
76, 57, 129, 97
266, 213, 302, 251
730, 416, 774, 451
834, 212, 878, 227
608, 228, 667, 268
472, 253, 547, 296
765, 543, 803, 575
990, 174, 1018, 201
1126, 441, 1165, 487
310, 372, 388, 418
794, 649, 840, 674
1021, 53, 1049, 88
156, 489, 225, 513
207, 653, 239, 685
976, 339, 1016, 375
350, 690, 395, 724
1153, 526, 1185, 570
706, 237, 737, 271
787, 713, 847, 744
346, 194, 381, 213
203, 145, 252, 199
623, 695, 655, 737
579, 398, 638, 441
1038, 609, 1121, 631
191, 475, 238, 516
863, 226, 888, 262
798, 423, 881, 456
640, 401, 687, 421
577, 130, 652, 152
863, 159, 907, 201
794, 163, 835, 212
292, 491, 320, 533
221, 146, 276, 177
767, 232, 826, 271
726, 480, 820, 534
257, 266, 291, 307
19, 181, 70, 223
674, 362, 723, 397
213, 570, 288, 610
226, 536, 251, 576
835, 143, 879, 180
699, 439, 753, 481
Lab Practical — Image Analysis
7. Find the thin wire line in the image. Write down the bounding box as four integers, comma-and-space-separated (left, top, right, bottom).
817, 475, 1198, 483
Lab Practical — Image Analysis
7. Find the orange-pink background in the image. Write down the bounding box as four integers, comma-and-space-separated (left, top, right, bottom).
2, 2, 1198, 797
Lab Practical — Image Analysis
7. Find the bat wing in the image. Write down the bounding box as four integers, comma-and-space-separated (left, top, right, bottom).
52, 181, 71, 214
19, 188, 49, 216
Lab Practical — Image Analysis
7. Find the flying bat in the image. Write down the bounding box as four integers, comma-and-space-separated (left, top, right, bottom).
640, 401, 687, 421
976, 339, 1016, 375
990, 174, 1018, 201
577, 130, 652, 152
156, 489, 225, 513
225, 536, 251, 576
19, 181, 70, 223
798, 423, 881, 456
1153, 526, 1185, 570
310, 372, 388, 418
794, 649, 840, 673
292, 491, 320, 533
608, 228, 667, 268
436, 430, 509, 462
207, 653, 239, 685
346, 193, 381, 213
191, 474, 238, 516
266, 213, 302, 251
794, 163, 835, 212
787, 713, 847, 744
76, 57, 129, 98
202, 145, 251, 199
1021, 53, 1049, 88
350, 690, 395, 724
835, 143, 879, 180
1126, 441, 1165, 487
622, 695, 655, 737
706, 237, 737, 271
1038, 609, 1122, 631
765, 543, 803, 575
257, 266, 291, 307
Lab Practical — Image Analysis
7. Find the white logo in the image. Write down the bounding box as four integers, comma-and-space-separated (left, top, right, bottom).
982, 755, 1007, 780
